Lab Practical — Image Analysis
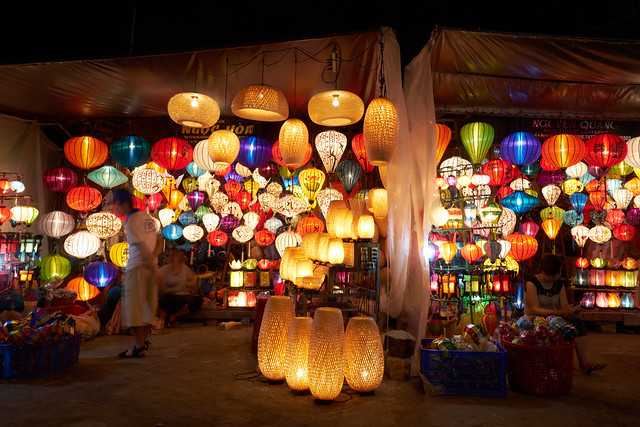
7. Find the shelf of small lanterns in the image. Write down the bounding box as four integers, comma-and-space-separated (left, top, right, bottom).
572, 256, 638, 310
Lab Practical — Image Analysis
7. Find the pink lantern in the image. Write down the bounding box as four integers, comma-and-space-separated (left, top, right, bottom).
519, 221, 540, 237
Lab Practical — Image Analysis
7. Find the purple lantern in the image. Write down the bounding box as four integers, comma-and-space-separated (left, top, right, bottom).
43, 167, 78, 193
500, 132, 541, 165
237, 136, 272, 169
627, 208, 640, 226
84, 261, 119, 288
536, 169, 565, 186
225, 168, 244, 183
220, 215, 240, 233
258, 163, 278, 180
588, 165, 606, 178
186, 191, 206, 210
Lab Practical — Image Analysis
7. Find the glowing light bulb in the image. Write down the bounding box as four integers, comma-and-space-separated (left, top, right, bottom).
190, 96, 199, 108
332, 94, 340, 107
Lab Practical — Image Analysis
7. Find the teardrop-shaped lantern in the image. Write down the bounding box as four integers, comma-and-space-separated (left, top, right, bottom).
315, 131, 347, 173
541, 184, 561, 206
298, 167, 325, 205
335, 160, 362, 194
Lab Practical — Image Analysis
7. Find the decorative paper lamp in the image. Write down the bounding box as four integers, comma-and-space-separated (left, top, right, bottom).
609, 160, 633, 177
626, 207, 640, 226
192, 139, 216, 172
569, 192, 588, 213
584, 134, 627, 169
497, 207, 516, 236
162, 224, 183, 241
576, 257, 590, 269
367, 188, 388, 219
182, 224, 204, 242
595, 292, 608, 308
87, 166, 127, 189
461, 243, 482, 264
606, 178, 623, 197
264, 217, 284, 234
499, 131, 540, 165
235, 136, 271, 170
66, 276, 100, 301
540, 206, 564, 222
278, 119, 310, 168
242, 211, 260, 230
614, 223, 636, 242
181, 177, 199, 194
589, 191, 607, 211
563, 210, 583, 227
362, 97, 399, 166
336, 160, 362, 193
206, 130, 241, 169
570, 225, 589, 248
255, 229, 276, 247
459, 122, 494, 165
232, 225, 254, 243
479, 202, 502, 224
131, 168, 164, 195
151, 137, 193, 170
315, 131, 347, 173
299, 167, 325, 205
86, 212, 122, 239
284, 316, 313, 391
110, 135, 150, 169
316, 188, 344, 219
439, 156, 473, 178
296, 214, 325, 236
521, 162, 540, 176
257, 296, 293, 381
350, 133, 375, 173
566, 161, 588, 178
229, 84, 288, 121
40, 254, 72, 282
167, 92, 219, 128
541, 134, 584, 170
207, 230, 228, 247
438, 241, 458, 264
606, 209, 625, 226
501, 191, 538, 215
327, 238, 345, 264
39, 211, 75, 238
10, 205, 39, 225
308, 90, 364, 126
66, 186, 102, 212
562, 179, 584, 196
64, 230, 100, 259
589, 225, 612, 244
542, 219, 562, 240
506, 233, 538, 261
308, 307, 345, 400
84, 261, 118, 288
433, 123, 453, 165
612, 188, 633, 209
43, 167, 77, 193
542, 185, 562, 206
496, 186, 514, 200
186, 161, 206, 177
275, 230, 301, 257
64, 136, 108, 169
624, 136, 640, 169
219, 215, 240, 233
357, 215, 376, 240
481, 159, 511, 186
109, 242, 129, 267
343, 316, 384, 393
185, 191, 205, 211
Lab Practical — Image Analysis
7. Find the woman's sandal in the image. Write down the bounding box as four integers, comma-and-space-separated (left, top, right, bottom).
118, 346, 146, 358
582, 363, 607, 375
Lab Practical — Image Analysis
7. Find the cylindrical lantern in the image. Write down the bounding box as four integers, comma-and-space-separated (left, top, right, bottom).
367, 188, 388, 219
167, 92, 220, 128
66, 186, 102, 212
39, 211, 75, 238
327, 238, 345, 264
151, 137, 193, 170
64, 136, 108, 169
541, 134, 585, 170
344, 316, 384, 393
285, 316, 313, 391
315, 131, 347, 173
257, 296, 293, 381
357, 215, 376, 239
40, 254, 72, 282
232, 84, 288, 122
64, 230, 100, 259
278, 119, 310, 168
308, 90, 364, 126
308, 307, 345, 401
230, 270, 243, 288
363, 97, 399, 165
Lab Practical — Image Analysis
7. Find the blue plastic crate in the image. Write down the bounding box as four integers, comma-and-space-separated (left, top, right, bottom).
0, 334, 80, 379
420, 338, 507, 397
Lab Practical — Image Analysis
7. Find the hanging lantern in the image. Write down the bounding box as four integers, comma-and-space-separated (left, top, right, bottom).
589, 225, 612, 244
43, 167, 78, 193
274, 195, 308, 218
576, 257, 590, 269
566, 161, 588, 179
167, 92, 220, 128
606, 178, 624, 197
66, 186, 102, 212
299, 167, 325, 205
163, 187, 184, 210
570, 192, 588, 213
308, 90, 364, 126
595, 292, 609, 308
563, 210, 584, 227
614, 223, 636, 242
439, 156, 473, 178
151, 137, 193, 170
499, 131, 541, 165
157, 208, 175, 227
562, 179, 584, 196
86, 212, 122, 239
186, 161, 206, 177
110, 135, 150, 169
461, 243, 483, 264
625, 177, 640, 195
519, 220, 540, 237
308, 307, 345, 401
459, 122, 494, 164
185, 191, 206, 211
131, 167, 163, 195
232, 225, 254, 243
278, 119, 310, 168
64, 136, 108, 170
192, 139, 216, 172
362, 97, 399, 166
235, 136, 272, 170
10, 205, 39, 225
162, 224, 183, 241
296, 214, 325, 236
478, 202, 502, 224
39, 211, 75, 238
343, 316, 384, 393
316, 188, 343, 219
481, 159, 511, 186
284, 316, 313, 392
272, 140, 312, 170
506, 233, 538, 261
438, 241, 458, 264
433, 123, 453, 165
521, 162, 540, 176
315, 131, 347, 173
84, 261, 118, 288
182, 224, 204, 242
609, 160, 633, 177
275, 230, 301, 257
64, 230, 100, 259
624, 136, 640, 169
612, 188, 633, 209
540, 206, 565, 222
327, 238, 345, 264
500, 191, 539, 215
181, 177, 199, 194
570, 225, 590, 248
230, 84, 288, 121
606, 209, 625, 226
626, 208, 640, 226
264, 217, 284, 234
205, 130, 240, 169
367, 188, 388, 219
257, 296, 293, 381
66, 277, 100, 302
86, 166, 127, 189
542, 219, 562, 240
350, 133, 375, 173
496, 207, 516, 237
197, 212, 219, 233
108, 242, 129, 268
542, 185, 562, 206
589, 191, 607, 211
40, 254, 72, 282
255, 229, 276, 247
335, 160, 362, 194
207, 230, 228, 247
242, 211, 261, 230
584, 134, 627, 169
541, 134, 585, 170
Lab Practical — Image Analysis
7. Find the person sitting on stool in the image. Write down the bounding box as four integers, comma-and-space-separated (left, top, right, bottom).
158, 249, 202, 327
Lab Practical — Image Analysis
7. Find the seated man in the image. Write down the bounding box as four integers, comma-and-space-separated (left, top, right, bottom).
158, 249, 202, 327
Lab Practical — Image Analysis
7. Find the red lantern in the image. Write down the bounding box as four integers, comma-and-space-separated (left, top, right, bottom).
506, 232, 538, 261
132, 195, 146, 211
64, 136, 108, 170
43, 167, 78, 193
0, 179, 10, 194
146, 193, 163, 211
258, 258, 271, 270
254, 229, 275, 247
207, 230, 228, 247
151, 137, 193, 170
296, 214, 325, 235
576, 257, 590, 269
460, 243, 483, 264
214, 164, 232, 177
496, 186, 514, 200
271, 140, 312, 170
236, 191, 252, 211
224, 181, 242, 200
351, 133, 375, 173
541, 134, 585, 170
66, 186, 102, 212
0, 206, 11, 224
606, 209, 625, 226
589, 191, 607, 211
481, 159, 511, 186
584, 134, 627, 169
614, 223, 636, 242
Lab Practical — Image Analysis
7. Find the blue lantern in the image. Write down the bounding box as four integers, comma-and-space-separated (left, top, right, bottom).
84, 261, 119, 288
225, 168, 244, 183
580, 171, 595, 186
281, 172, 299, 191
501, 191, 539, 215
606, 179, 623, 197
87, 165, 128, 189
521, 162, 540, 176
186, 161, 206, 177
110, 135, 150, 169
570, 192, 588, 213
563, 210, 583, 227
237, 136, 272, 169
179, 211, 197, 226
499, 131, 541, 165
336, 160, 362, 193
162, 224, 183, 241
513, 281, 525, 310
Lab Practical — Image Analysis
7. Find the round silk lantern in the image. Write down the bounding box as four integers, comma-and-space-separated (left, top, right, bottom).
343, 316, 384, 393
275, 230, 301, 258
39, 211, 75, 238
563, 210, 583, 227
363, 97, 399, 166
109, 242, 129, 267
10, 205, 39, 225
461, 243, 482, 264
66, 186, 102, 212
576, 257, 590, 269
537, 169, 566, 186
164, 188, 184, 210
336, 160, 362, 193
193, 139, 216, 172
542, 219, 562, 240
351, 133, 375, 173
481, 159, 511, 186
612, 188, 633, 209
207, 230, 228, 247
64, 136, 108, 169
434, 123, 452, 165
296, 214, 325, 236
66, 277, 100, 301
237, 136, 272, 169
540, 206, 565, 222
43, 167, 77, 192
609, 161, 633, 177
86, 212, 122, 239
88, 166, 128, 189
232, 84, 288, 121
460, 122, 494, 164
589, 225, 612, 244
162, 224, 183, 241
232, 225, 254, 243
501, 191, 539, 215
500, 131, 540, 165
167, 92, 220, 128
183, 224, 205, 242
542, 184, 562, 206
132, 168, 164, 195
625, 136, 640, 168
521, 162, 540, 176
506, 233, 538, 261
151, 137, 192, 170
614, 223, 636, 242
278, 119, 310, 168
497, 207, 516, 236
258, 296, 294, 381
201, 212, 220, 232
589, 191, 607, 211
308, 307, 345, 401
584, 134, 627, 169
111, 135, 150, 169
64, 230, 100, 259
562, 178, 584, 196
541, 134, 584, 170
299, 167, 325, 205
255, 229, 276, 247
84, 261, 118, 288
186, 161, 206, 177
315, 131, 347, 173
264, 217, 284, 234
520, 220, 540, 237
479, 202, 502, 224
40, 254, 72, 282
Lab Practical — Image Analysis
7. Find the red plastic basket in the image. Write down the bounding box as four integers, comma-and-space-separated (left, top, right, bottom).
503, 341, 574, 396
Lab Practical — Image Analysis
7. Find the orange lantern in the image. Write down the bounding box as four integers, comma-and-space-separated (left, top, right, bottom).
506, 232, 538, 261
541, 134, 584, 170
606, 209, 625, 226
438, 241, 457, 264
589, 191, 607, 211
541, 218, 562, 240
65, 186, 102, 212
224, 181, 242, 200
66, 276, 100, 301
255, 229, 276, 247
207, 230, 228, 247
296, 214, 325, 236
434, 123, 452, 165
64, 136, 108, 170
164, 187, 184, 210
271, 139, 312, 170
351, 133, 375, 173
576, 257, 590, 269
621, 257, 639, 270
460, 243, 482, 264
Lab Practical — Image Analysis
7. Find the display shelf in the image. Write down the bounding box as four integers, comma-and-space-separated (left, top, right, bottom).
579, 309, 640, 325
571, 287, 638, 292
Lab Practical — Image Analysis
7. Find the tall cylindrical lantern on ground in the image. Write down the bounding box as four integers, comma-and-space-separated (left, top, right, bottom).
285, 317, 313, 391
257, 296, 293, 381
344, 316, 384, 393
363, 97, 399, 165
309, 307, 345, 401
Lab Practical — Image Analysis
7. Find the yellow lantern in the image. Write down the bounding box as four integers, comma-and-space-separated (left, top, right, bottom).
231, 84, 289, 122
308, 90, 364, 126
109, 242, 129, 268
624, 177, 640, 195
327, 238, 345, 264
302, 232, 321, 260
257, 296, 294, 381
363, 98, 399, 166
367, 188, 388, 219
280, 247, 305, 281
542, 218, 562, 240
285, 316, 313, 391
167, 92, 220, 128
562, 179, 584, 196
164, 187, 184, 210
612, 188, 633, 209
208, 130, 240, 168
357, 215, 376, 239
317, 234, 331, 263
334, 209, 354, 239
566, 161, 588, 178
295, 258, 314, 280
230, 270, 244, 288
278, 119, 310, 167
540, 206, 564, 222
344, 316, 384, 393
326, 200, 349, 237
439, 241, 457, 264
298, 167, 325, 205
308, 307, 345, 401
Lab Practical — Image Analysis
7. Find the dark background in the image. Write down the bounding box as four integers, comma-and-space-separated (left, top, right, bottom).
3, 1, 640, 67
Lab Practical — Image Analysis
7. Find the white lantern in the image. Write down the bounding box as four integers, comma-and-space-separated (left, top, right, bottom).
193, 139, 216, 171
566, 161, 588, 178
64, 230, 100, 259
439, 156, 473, 178
266, 182, 283, 196
201, 212, 220, 233
275, 195, 309, 218
571, 225, 590, 248
167, 92, 220, 128
470, 174, 490, 186
510, 178, 531, 191
497, 239, 511, 259
315, 131, 347, 173
242, 211, 260, 230
183, 224, 205, 242
235, 162, 252, 178
431, 205, 449, 227
541, 185, 562, 206
86, 212, 122, 239
625, 137, 640, 169
198, 172, 220, 196
132, 168, 164, 195
252, 169, 268, 188
497, 207, 516, 237
210, 192, 229, 213
221, 201, 243, 219
158, 208, 176, 227
232, 225, 254, 243
10, 206, 39, 225
589, 225, 612, 244
363, 97, 399, 166
258, 192, 277, 211
275, 230, 302, 257
316, 188, 343, 219
612, 188, 633, 209
39, 211, 75, 238
264, 217, 284, 234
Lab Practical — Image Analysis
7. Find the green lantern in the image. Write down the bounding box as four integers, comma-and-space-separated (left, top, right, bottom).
195, 205, 212, 222
590, 257, 607, 269
182, 176, 199, 193
608, 161, 633, 178
40, 254, 72, 282
540, 206, 565, 222
87, 166, 128, 189
479, 201, 502, 224
460, 122, 495, 164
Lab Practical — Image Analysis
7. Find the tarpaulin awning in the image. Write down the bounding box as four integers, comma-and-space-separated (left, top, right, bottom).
429, 28, 640, 119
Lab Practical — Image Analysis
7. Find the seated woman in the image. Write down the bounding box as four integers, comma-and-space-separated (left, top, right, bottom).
525, 254, 606, 374
158, 249, 202, 327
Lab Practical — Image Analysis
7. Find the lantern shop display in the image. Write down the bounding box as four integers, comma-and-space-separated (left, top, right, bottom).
64, 136, 109, 170
257, 296, 294, 381
66, 276, 101, 301
284, 316, 313, 391
344, 316, 384, 393
308, 307, 345, 401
